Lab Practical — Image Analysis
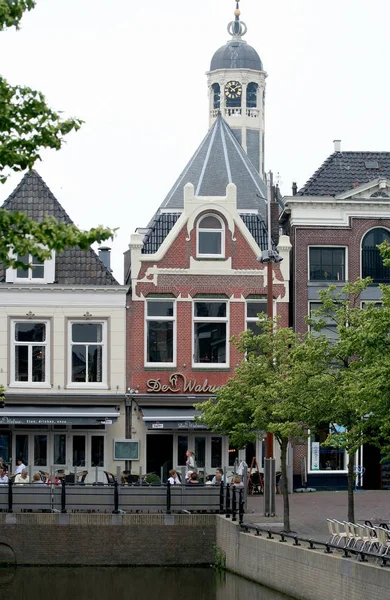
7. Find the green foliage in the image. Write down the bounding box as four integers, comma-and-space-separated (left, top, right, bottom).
0, 76, 83, 183
0, 0, 35, 30
0, 209, 116, 269
212, 544, 226, 571
145, 473, 161, 485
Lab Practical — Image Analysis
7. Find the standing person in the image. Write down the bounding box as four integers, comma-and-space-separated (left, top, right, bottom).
14, 458, 26, 475
185, 450, 195, 473
0, 469, 8, 484
167, 469, 181, 485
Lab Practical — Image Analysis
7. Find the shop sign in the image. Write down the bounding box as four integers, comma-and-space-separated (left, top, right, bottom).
311, 442, 320, 471
177, 421, 205, 430
0, 416, 115, 426
152, 423, 164, 429
146, 372, 221, 394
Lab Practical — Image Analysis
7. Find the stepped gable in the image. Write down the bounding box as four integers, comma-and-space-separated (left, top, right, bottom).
298, 152, 390, 197
0, 170, 118, 285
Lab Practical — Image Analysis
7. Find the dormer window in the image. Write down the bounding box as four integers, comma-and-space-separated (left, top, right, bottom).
197, 215, 225, 258
6, 251, 55, 284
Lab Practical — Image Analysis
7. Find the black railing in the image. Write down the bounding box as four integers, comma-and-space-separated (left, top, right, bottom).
240, 523, 390, 568
1, 481, 244, 521
362, 248, 390, 283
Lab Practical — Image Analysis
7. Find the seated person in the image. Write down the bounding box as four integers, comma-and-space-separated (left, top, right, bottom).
167, 469, 181, 485
32, 474, 45, 485
15, 470, 29, 485
213, 474, 222, 485
211, 468, 224, 484
0, 469, 8, 484
230, 475, 244, 488
187, 472, 200, 485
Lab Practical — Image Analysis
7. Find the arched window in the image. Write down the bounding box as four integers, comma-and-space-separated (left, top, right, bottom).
362, 228, 390, 283
246, 82, 258, 108
197, 215, 225, 258
212, 83, 220, 110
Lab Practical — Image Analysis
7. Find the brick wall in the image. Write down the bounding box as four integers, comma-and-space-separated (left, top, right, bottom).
293, 218, 390, 333
217, 516, 390, 600
0, 513, 215, 566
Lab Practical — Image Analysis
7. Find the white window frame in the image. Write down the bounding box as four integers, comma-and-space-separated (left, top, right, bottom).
67, 320, 108, 389
10, 319, 51, 388
307, 301, 339, 341
245, 299, 270, 332
6, 251, 55, 284
308, 245, 347, 283
144, 299, 176, 367
192, 300, 229, 368
196, 214, 225, 259
307, 428, 348, 474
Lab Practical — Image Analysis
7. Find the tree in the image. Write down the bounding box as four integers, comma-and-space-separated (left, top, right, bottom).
308, 278, 390, 523
197, 319, 331, 532
0, 2, 116, 261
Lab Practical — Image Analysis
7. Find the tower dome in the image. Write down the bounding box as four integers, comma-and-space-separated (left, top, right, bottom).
210, 41, 263, 72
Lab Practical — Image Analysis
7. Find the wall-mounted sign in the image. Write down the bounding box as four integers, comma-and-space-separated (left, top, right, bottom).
152, 423, 164, 429
146, 372, 222, 394
311, 442, 320, 471
114, 440, 139, 461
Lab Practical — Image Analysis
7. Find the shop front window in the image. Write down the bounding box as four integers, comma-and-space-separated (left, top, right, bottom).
53, 434, 66, 465
34, 435, 47, 466
177, 435, 188, 466
15, 434, 28, 464
73, 436, 86, 467
309, 425, 347, 472
229, 444, 238, 467
91, 436, 104, 467
211, 437, 222, 468
195, 437, 206, 468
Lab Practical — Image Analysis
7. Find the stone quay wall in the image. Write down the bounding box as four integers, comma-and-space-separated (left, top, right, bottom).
0, 513, 216, 567
216, 516, 390, 600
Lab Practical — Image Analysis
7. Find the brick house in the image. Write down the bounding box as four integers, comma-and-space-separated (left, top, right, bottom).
124, 7, 291, 479
282, 143, 390, 490
0, 171, 127, 480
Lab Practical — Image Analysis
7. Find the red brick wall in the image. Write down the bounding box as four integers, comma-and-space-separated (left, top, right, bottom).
292, 217, 390, 333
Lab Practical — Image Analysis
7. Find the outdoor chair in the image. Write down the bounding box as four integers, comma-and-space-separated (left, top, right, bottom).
333, 520, 348, 547
374, 527, 390, 559
326, 519, 340, 545
103, 471, 117, 485
355, 524, 377, 552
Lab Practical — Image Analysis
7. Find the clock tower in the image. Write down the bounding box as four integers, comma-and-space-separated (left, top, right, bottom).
207, 1, 267, 178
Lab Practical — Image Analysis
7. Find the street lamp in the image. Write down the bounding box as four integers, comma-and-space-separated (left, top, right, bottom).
257, 173, 283, 460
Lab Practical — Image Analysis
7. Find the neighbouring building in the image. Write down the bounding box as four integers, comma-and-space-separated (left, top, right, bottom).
282, 143, 390, 490
124, 6, 291, 479
0, 171, 127, 480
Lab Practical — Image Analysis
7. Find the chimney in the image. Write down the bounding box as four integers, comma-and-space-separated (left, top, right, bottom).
333, 139, 341, 153
292, 182, 298, 196
98, 246, 112, 271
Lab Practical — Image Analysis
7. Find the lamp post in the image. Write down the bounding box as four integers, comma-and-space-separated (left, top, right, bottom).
257, 173, 283, 460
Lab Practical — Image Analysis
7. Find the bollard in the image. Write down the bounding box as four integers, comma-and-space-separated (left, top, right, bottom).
232, 486, 237, 522
113, 481, 119, 514
8, 479, 13, 513
139, 466, 142, 486
166, 481, 171, 514
239, 488, 245, 525
225, 483, 231, 518
219, 481, 225, 514
264, 458, 276, 517
61, 478, 67, 513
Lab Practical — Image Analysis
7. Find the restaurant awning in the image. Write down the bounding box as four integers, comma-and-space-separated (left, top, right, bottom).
0, 406, 119, 426
142, 407, 207, 431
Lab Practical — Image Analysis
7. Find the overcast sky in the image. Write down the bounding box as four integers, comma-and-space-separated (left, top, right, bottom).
2, 0, 390, 282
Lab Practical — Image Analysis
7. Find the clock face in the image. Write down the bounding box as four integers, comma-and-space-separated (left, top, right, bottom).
225, 81, 242, 100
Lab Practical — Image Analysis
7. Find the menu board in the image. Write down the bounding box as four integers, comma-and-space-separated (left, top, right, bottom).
114, 440, 139, 461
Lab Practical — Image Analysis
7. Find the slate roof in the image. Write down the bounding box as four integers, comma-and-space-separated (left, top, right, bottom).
160, 114, 267, 218
210, 41, 263, 71
298, 152, 390, 197
0, 170, 119, 286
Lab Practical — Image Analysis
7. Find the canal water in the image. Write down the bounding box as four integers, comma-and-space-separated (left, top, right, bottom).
0, 566, 292, 599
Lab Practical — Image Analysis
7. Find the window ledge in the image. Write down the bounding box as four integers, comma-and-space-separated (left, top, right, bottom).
8, 383, 51, 389
66, 384, 109, 390
307, 281, 346, 287
308, 471, 348, 475
191, 367, 230, 372
144, 366, 177, 371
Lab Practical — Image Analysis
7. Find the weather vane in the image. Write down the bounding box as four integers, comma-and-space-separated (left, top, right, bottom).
228, 0, 247, 39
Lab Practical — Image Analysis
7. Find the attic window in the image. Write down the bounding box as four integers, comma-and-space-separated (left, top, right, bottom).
6, 251, 55, 284
364, 160, 379, 169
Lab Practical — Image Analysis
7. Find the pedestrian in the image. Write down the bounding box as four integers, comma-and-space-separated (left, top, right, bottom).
14, 458, 26, 475
185, 450, 195, 473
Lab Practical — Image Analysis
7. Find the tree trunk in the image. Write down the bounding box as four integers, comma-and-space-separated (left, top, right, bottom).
280, 438, 291, 532
347, 452, 355, 524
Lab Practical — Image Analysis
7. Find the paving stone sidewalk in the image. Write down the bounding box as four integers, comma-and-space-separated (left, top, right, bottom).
245, 490, 390, 541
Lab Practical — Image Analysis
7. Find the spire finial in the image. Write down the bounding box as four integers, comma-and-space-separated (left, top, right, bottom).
228, 0, 247, 39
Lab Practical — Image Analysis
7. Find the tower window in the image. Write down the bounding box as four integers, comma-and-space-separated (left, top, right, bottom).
247, 82, 258, 108
197, 214, 225, 258
212, 83, 220, 110
225, 80, 242, 108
